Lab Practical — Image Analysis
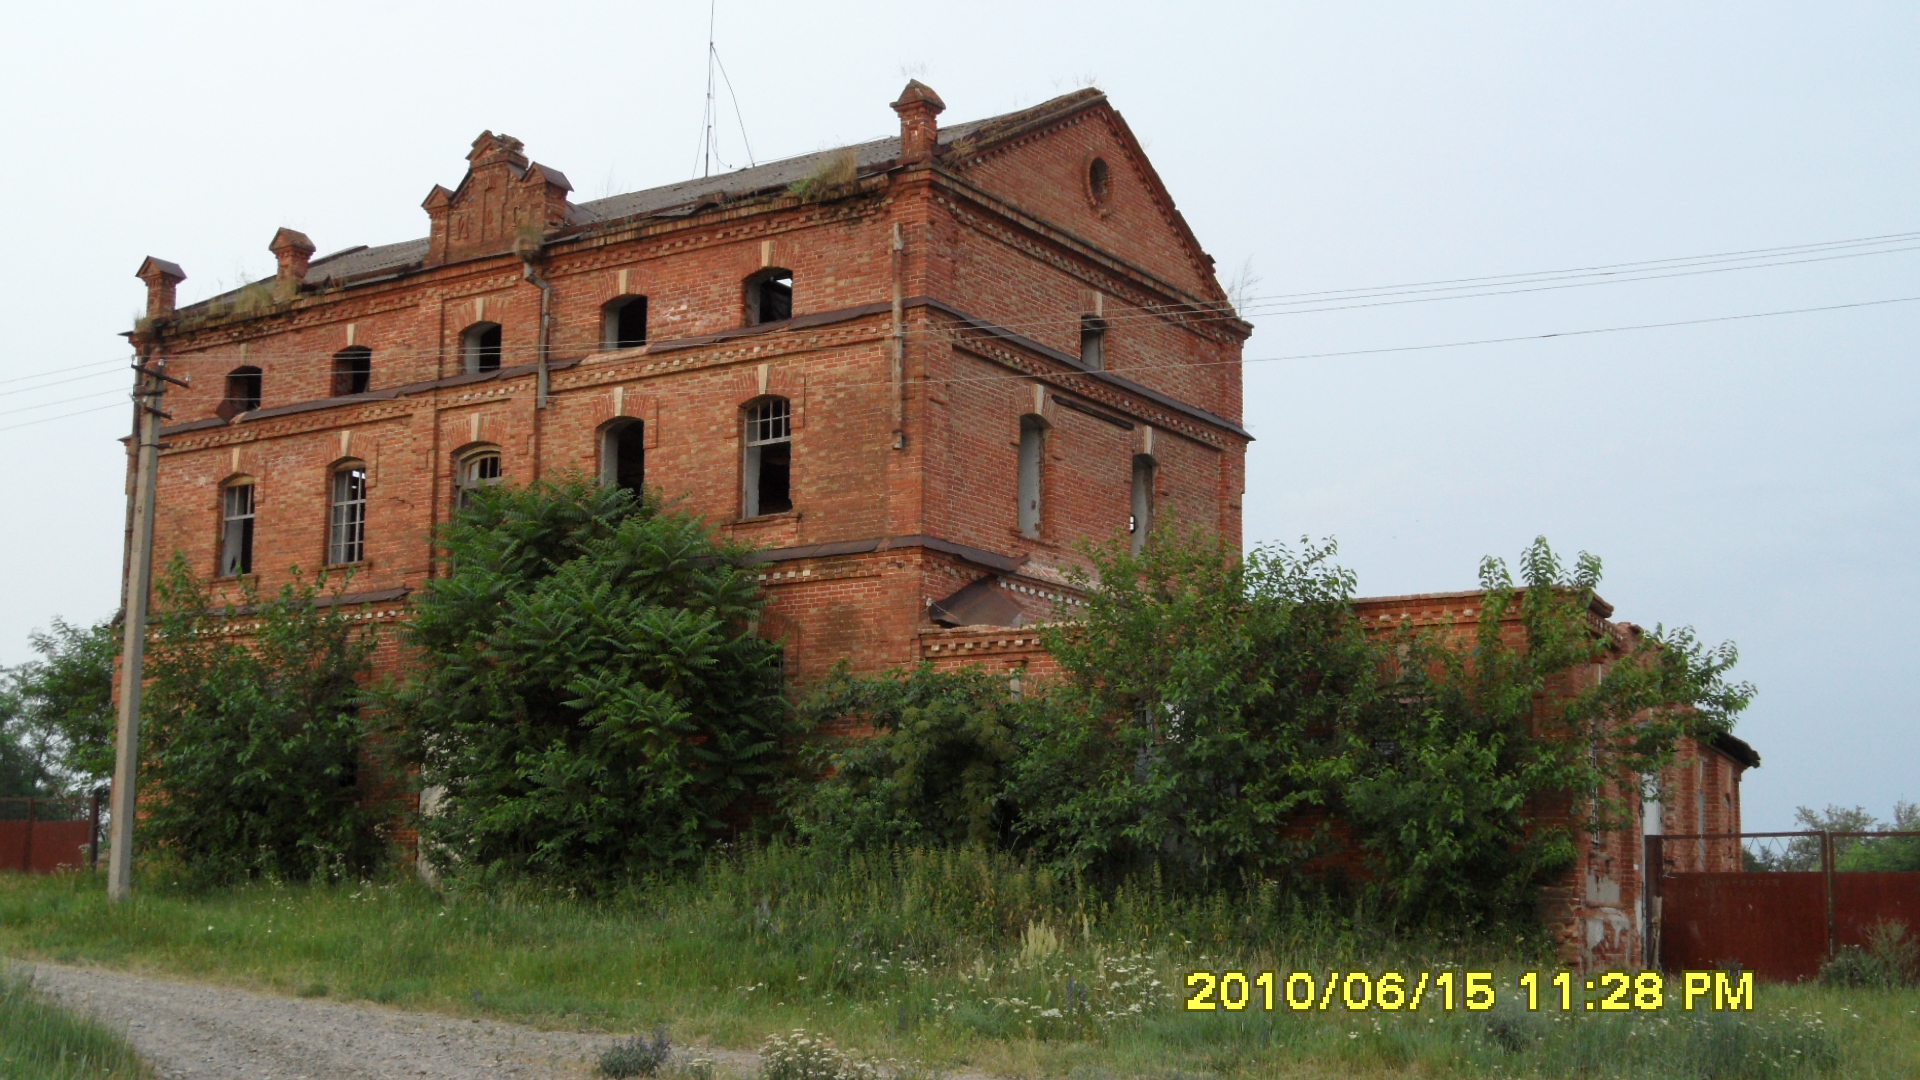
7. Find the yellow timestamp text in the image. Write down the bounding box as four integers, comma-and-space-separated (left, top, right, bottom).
1183, 970, 1755, 1013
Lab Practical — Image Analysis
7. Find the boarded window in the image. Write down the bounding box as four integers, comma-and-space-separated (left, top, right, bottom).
328, 466, 367, 565
462, 323, 503, 374
1130, 454, 1156, 554
1080, 316, 1106, 370
1018, 415, 1046, 539
743, 397, 792, 516
746, 270, 793, 326
455, 451, 502, 511
221, 366, 262, 418
332, 347, 372, 396
220, 483, 255, 576
603, 296, 648, 350
601, 420, 645, 495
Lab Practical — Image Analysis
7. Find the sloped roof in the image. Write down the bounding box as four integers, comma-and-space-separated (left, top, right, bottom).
262, 88, 1111, 299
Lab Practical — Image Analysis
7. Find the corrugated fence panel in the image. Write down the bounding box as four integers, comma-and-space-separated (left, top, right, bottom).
1661, 872, 1828, 981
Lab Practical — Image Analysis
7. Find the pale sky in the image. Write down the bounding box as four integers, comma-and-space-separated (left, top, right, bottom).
1, 2, 1913, 831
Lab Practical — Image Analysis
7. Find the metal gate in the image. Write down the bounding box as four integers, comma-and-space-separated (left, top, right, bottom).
1648, 831, 1920, 981
0, 795, 102, 874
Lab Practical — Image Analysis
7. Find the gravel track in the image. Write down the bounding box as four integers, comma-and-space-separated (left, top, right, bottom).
20, 962, 761, 1080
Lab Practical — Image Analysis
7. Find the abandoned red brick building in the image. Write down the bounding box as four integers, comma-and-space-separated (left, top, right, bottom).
128, 83, 1248, 688
125, 83, 1751, 969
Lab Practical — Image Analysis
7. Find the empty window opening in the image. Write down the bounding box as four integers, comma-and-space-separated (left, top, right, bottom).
603, 296, 649, 350
332, 347, 372, 396
222, 366, 262, 417
601, 420, 646, 495
1018, 415, 1046, 539
746, 270, 793, 326
455, 451, 502, 511
328, 466, 367, 565
743, 397, 792, 517
1080, 316, 1106, 370
462, 322, 503, 374
220, 483, 255, 577
1130, 454, 1156, 554
1087, 157, 1112, 210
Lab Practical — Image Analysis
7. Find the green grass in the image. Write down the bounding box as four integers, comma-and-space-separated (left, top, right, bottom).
0, 848, 1914, 1079
0, 968, 148, 1079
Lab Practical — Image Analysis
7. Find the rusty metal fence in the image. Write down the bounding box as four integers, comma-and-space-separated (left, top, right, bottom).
0, 795, 102, 874
1647, 830, 1920, 981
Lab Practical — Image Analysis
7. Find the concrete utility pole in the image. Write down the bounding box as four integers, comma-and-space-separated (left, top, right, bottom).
107, 352, 179, 901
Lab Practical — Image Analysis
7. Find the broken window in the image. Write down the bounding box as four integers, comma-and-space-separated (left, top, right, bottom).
221, 366, 262, 418
1130, 454, 1156, 554
332, 346, 372, 396
462, 322, 503, 374
328, 465, 367, 565
601, 419, 645, 495
603, 296, 648, 350
745, 269, 793, 326
1087, 157, 1113, 211
1018, 415, 1046, 539
220, 482, 255, 577
743, 396, 792, 517
455, 451, 502, 511
1080, 316, 1106, 370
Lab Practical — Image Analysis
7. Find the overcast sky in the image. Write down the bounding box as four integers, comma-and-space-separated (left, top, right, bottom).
1, 2, 1913, 831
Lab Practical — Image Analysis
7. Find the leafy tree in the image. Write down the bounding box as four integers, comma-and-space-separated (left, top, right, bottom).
0, 684, 54, 798
1008, 531, 1378, 888
384, 476, 791, 887
789, 664, 1022, 849
1, 618, 117, 794
141, 558, 383, 880
1763, 803, 1920, 872
1346, 538, 1752, 925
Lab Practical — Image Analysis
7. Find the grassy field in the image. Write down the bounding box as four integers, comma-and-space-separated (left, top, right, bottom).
0, 969, 149, 1079
0, 847, 1913, 1080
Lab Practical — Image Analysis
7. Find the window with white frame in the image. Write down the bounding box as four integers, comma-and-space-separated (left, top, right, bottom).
455, 451, 502, 511
328, 466, 367, 565
220, 482, 255, 576
743, 397, 792, 516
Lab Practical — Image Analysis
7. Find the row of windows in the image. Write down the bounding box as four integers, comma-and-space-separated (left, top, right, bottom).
214, 268, 1117, 417
211, 395, 1154, 578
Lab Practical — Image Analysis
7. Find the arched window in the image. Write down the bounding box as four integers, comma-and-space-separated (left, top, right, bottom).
601, 420, 645, 495
1017, 415, 1046, 539
455, 450, 502, 511
745, 269, 793, 326
221, 366, 262, 418
328, 464, 368, 565
603, 295, 648, 350
743, 397, 792, 517
220, 481, 255, 576
1080, 315, 1107, 371
462, 322, 503, 374
1129, 454, 1156, 555
1087, 156, 1113, 212
331, 346, 372, 396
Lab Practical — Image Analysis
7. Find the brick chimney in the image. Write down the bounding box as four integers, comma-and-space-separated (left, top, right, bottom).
891, 80, 946, 166
135, 257, 187, 320
269, 227, 316, 289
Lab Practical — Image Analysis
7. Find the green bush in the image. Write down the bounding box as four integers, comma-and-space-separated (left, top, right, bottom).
141, 559, 384, 881
384, 476, 792, 887
598, 1027, 672, 1078
1821, 920, 1919, 989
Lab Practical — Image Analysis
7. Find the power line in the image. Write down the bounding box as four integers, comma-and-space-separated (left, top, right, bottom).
0, 400, 127, 434
0, 386, 129, 418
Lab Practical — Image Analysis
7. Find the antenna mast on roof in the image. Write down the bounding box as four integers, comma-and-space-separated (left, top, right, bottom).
694, 0, 755, 179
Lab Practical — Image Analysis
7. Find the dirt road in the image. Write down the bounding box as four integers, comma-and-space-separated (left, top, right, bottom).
22, 961, 735, 1080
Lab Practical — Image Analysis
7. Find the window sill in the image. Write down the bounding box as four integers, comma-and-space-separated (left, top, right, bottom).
735, 510, 801, 526
213, 573, 255, 583
323, 560, 373, 573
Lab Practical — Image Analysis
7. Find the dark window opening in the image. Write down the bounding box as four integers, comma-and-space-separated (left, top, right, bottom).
1018, 415, 1046, 538
747, 270, 793, 326
463, 322, 503, 374
332, 347, 372, 396
329, 466, 367, 565
744, 397, 792, 516
1088, 157, 1112, 209
601, 420, 646, 494
604, 296, 649, 350
220, 483, 255, 576
221, 366, 262, 418
456, 451, 502, 511
1130, 454, 1156, 555
1080, 316, 1106, 370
